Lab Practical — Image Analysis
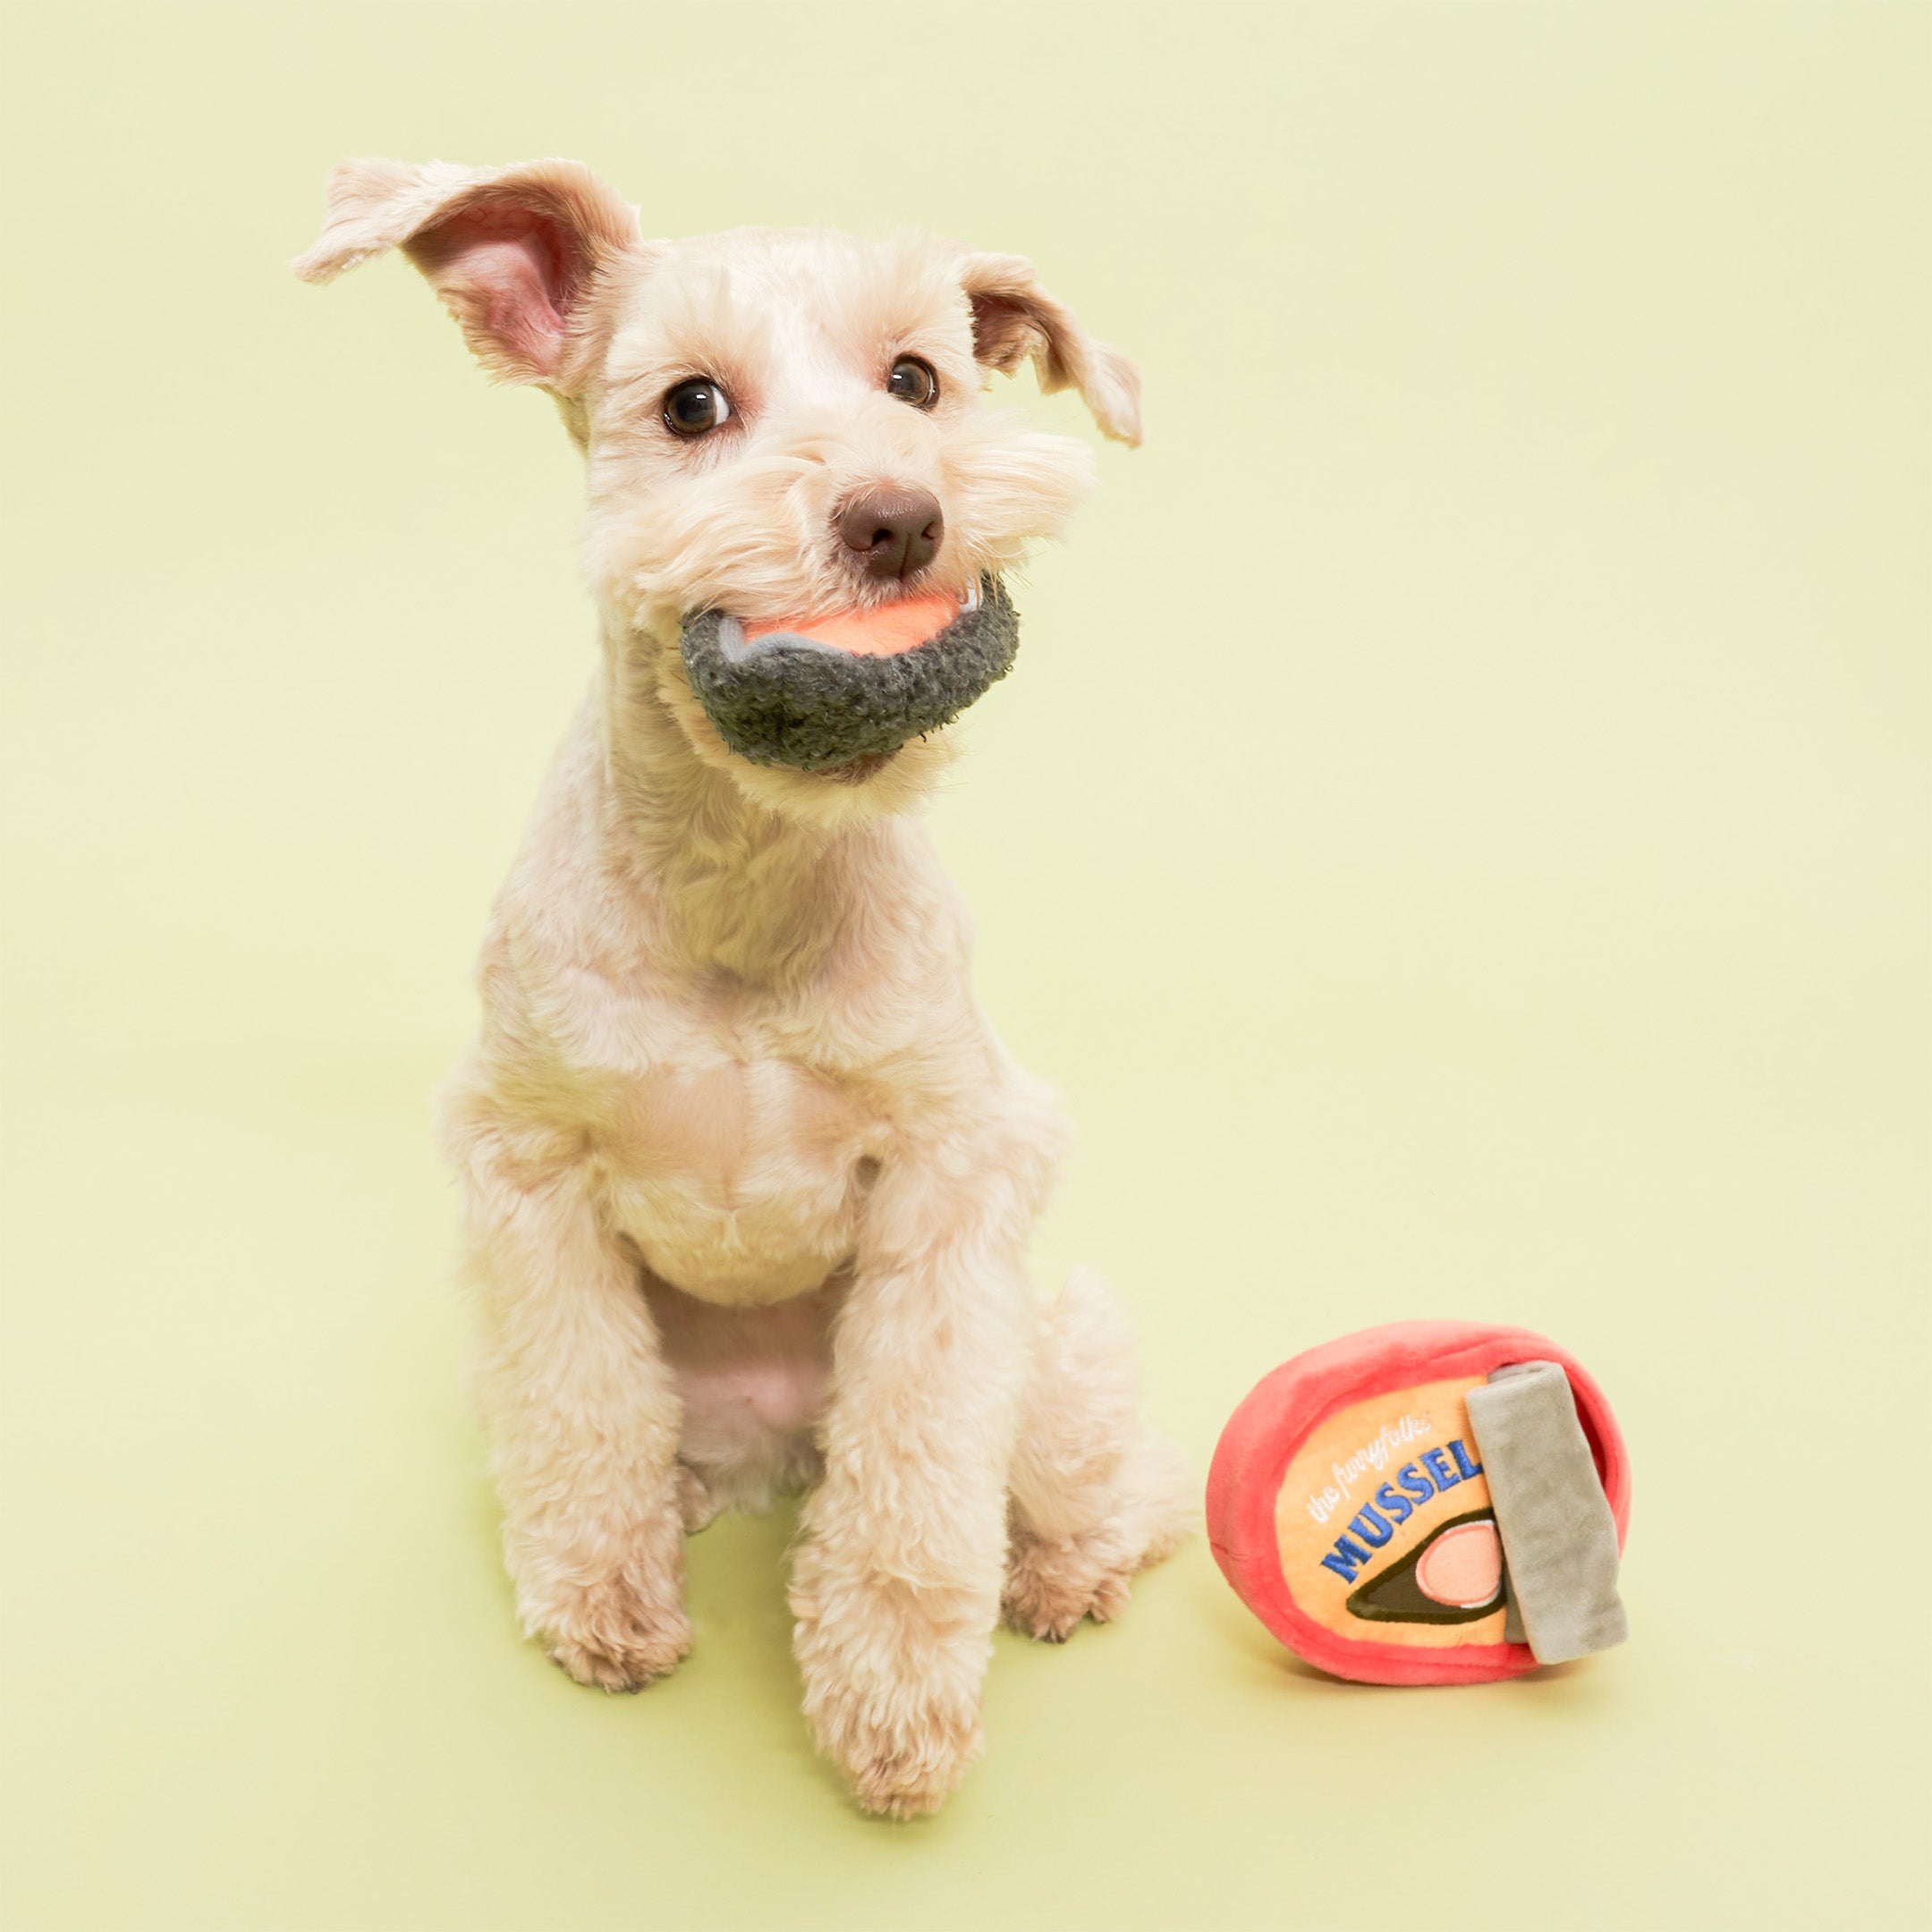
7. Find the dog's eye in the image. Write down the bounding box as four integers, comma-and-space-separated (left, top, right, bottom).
664, 377, 731, 437
886, 357, 939, 409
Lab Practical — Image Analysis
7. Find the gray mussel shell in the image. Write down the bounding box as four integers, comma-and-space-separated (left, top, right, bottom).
678, 576, 1018, 772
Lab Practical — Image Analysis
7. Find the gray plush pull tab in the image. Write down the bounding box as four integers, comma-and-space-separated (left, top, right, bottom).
1463, 1361, 1628, 1665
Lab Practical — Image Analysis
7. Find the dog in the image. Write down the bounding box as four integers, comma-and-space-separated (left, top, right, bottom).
296, 158, 1191, 1817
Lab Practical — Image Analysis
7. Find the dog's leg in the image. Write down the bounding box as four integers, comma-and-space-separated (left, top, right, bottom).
457, 1130, 690, 1692
788, 1134, 1038, 1818
674, 1462, 722, 1533
1003, 1266, 1194, 1641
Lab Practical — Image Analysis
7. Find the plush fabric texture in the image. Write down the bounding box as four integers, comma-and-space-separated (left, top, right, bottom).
1465, 1361, 1629, 1665
1207, 1320, 1631, 1686
679, 576, 1018, 772
742, 590, 963, 658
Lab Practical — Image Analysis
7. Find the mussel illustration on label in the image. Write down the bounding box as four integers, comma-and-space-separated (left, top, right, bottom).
1346, 1509, 1505, 1625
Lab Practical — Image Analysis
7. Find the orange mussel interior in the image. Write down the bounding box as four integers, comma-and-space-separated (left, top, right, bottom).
744, 589, 961, 658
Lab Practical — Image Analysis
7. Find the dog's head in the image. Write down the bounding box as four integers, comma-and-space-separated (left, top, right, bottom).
296, 157, 1140, 821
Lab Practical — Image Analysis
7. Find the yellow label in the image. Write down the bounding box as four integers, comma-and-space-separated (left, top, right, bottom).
1274, 1377, 1509, 1649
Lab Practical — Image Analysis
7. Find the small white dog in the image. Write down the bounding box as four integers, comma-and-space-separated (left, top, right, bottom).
297, 158, 1190, 1817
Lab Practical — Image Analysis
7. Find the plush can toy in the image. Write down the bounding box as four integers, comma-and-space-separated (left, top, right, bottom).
1208, 1321, 1631, 1685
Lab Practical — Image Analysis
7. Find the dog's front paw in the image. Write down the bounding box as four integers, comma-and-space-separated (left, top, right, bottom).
541, 1593, 691, 1692
513, 1518, 691, 1693
1002, 1528, 1134, 1643
797, 1638, 986, 1818
791, 1558, 988, 1817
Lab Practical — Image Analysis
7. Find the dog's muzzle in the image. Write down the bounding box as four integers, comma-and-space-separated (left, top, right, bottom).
678, 576, 1018, 774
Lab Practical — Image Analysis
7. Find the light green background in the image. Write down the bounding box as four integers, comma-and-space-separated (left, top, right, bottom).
4, 4, 1926, 1928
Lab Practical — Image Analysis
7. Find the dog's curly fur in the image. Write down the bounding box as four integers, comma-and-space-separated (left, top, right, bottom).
296, 157, 1191, 1817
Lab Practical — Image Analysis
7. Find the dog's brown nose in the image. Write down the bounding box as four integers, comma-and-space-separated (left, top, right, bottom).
837, 487, 944, 581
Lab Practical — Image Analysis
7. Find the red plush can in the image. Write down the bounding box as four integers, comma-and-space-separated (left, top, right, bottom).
1207, 1321, 1631, 1685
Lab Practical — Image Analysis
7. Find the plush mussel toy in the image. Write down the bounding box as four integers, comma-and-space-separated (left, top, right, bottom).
1209, 1321, 1632, 1685
680, 576, 1018, 775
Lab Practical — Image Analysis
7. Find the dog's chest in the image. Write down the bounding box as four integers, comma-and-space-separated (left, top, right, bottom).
600, 1051, 885, 1305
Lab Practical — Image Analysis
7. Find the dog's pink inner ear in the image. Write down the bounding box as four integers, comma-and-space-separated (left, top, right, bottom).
406, 203, 583, 381
959, 253, 1142, 446
968, 291, 1038, 377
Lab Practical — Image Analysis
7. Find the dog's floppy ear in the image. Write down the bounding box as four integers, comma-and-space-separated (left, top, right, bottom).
959, 252, 1143, 447
292, 157, 642, 387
